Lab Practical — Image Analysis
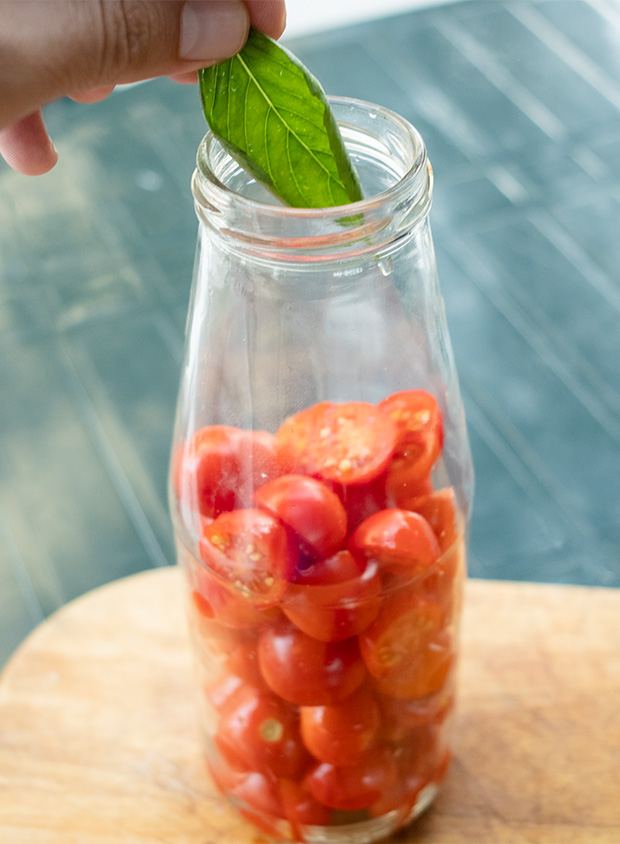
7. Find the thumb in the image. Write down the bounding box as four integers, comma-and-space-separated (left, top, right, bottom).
0, 0, 251, 131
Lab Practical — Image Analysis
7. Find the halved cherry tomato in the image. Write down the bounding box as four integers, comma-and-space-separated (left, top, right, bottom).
359, 590, 453, 699
408, 487, 465, 608
300, 684, 381, 766
282, 551, 381, 642
276, 401, 397, 486
200, 509, 296, 606
408, 487, 460, 554
229, 770, 286, 837
190, 568, 275, 629
304, 745, 398, 811
349, 508, 441, 580
174, 425, 284, 519
379, 391, 443, 500
258, 623, 367, 706
279, 778, 331, 837
254, 474, 347, 558
334, 477, 388, 535
215, 684, 310, 779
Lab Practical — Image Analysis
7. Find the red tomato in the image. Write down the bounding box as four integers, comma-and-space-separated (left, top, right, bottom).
279, 779, 331, 837
359, 590, 453, 699
174, 425, 284, 519
230, 770, 286, 837
254, 474, 347, 558
282, 551, 381, 642
408, 487, 460, 554
379, 391, 444, 497
349, 508, 441, 580
258, 623, 367, 706
190, 570, 274, 629
304, 745, 398, 811
300, 685, 381, 766
216, 684, 310, 779
276, 401, 397, 486
408, 487, 465, 608
200, 509, 297, 606
334, 477, 388, 535
224, 641, 266, 689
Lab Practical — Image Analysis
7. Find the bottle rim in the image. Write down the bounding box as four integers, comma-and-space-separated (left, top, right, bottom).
191, 96, 433, 256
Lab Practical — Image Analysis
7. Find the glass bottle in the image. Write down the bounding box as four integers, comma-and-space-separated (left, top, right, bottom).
169, 97, 474, 844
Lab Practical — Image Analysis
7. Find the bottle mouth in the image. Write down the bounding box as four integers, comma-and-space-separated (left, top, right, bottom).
192, 97, 433, 259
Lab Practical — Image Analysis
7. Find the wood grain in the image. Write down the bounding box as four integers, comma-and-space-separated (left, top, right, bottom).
1, 569, 619, 844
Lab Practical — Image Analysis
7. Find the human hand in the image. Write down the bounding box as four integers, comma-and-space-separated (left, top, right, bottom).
0, 0, 286, 176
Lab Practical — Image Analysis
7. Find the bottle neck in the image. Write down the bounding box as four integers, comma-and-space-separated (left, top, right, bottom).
191, 97, 433, 264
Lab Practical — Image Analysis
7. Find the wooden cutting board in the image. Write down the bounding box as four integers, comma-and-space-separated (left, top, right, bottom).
1, 568, 619, 844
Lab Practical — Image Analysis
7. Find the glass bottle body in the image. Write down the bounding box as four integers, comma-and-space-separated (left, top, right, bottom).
169, 98, 474, 844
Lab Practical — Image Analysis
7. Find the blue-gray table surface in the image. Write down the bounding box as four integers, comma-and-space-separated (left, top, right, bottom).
1, 0, 619, 667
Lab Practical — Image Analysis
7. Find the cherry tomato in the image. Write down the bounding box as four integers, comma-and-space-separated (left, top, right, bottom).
349, 508, 440, 580
276, 401, 397, 486
190, 567, 275, 629
334, 477, 388, 535
408, 487, 460, 554
215, 684, 310, 779
408, 487, 465, 607
304, 745, 398, 811
254, 474, 347, 558
359, 590, 453, 699
228, 768, 286, 837
174, 425, 284, 519
300, 685, 381, 766
279, 779, 331, 837
200, 509, 297, 606
224, 641, 266, 689
379, 391, 444, 497
258, 623, 367, 706
282, 551, 381, 642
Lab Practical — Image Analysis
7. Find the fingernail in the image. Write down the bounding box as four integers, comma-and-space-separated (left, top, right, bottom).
180, 0, 249, 62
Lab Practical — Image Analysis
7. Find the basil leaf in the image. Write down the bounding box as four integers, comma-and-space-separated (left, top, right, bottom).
198, 28, 363, 208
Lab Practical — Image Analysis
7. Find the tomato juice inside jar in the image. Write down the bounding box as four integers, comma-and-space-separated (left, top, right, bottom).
169, 98, 474, 844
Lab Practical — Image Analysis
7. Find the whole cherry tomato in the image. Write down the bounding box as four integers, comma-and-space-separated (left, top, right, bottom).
282, 551, 381, 642
174, 425, 284, 519
276, 401, 397, 486
254, 474, 347, 558
378, 391, 444, 502
300, 684, 381, 766
200, 509, 297, 606
349, 508, 440, 580
215, 684, 310, 779
359, 590, 453, 699
258, 623, 367, 706
304, 745, 398, 811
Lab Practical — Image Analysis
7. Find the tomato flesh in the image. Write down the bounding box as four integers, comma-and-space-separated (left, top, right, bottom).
200, 509, 296, 605
379, 391, 444, 502
276, 401, 397, 486
360, 591, 453, 699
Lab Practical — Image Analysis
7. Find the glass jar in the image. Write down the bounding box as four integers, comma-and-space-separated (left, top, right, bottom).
169, 97, 474, 844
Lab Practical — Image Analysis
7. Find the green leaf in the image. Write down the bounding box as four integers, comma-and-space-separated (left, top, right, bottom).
198, 29, 363, 208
